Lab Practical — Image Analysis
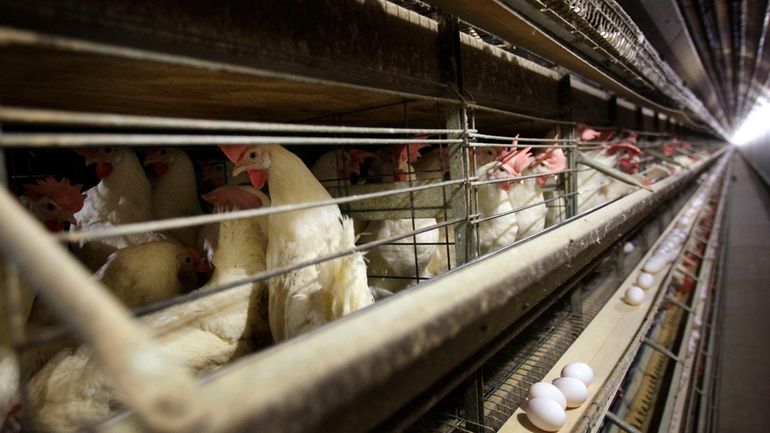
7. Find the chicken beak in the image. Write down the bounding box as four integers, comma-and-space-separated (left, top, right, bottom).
232, 163, 249, 177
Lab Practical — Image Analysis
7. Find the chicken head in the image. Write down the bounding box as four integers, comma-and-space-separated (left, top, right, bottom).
22, 177, 85, 231
75, 147, 130, 179
607, 142, 642, 174
178, 245, 209, 288
219, 145, 271, 190
144, 147, 182, 176
530, 146, 567, 185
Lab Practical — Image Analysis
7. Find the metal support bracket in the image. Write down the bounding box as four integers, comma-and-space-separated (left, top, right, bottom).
665, 295, 695, 313
605, 411, 643, 433
642, 337, 683, 363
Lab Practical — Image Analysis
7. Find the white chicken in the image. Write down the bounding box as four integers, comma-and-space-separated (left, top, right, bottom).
421, 143, 507, 275
17, 185, 271, 433
358, 144, 439, 294
72, 148, 162, 271
145, 148, 202, 248
311, 148, 378, 188
91, 240, 203, 309
475, 153, 522, 255
577, 136, 642, 213
1, 177, 84, 428
221, 144, 373, 342
505, 142, 567, 240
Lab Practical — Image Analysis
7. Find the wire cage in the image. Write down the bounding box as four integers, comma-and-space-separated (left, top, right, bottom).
0, 101, 723, 433
0, 1, 730, 432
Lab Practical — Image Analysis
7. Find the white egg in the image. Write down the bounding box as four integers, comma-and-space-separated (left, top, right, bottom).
643, 256, 666, 273
624, 286, 645, 306
637, 272, 655, 289
552, 377, 588, 408
664, 249, 679, 263
528, 382, 567, 409
623, 242, 635, 253
525, 398, 566, 432
561, 362, 594, 386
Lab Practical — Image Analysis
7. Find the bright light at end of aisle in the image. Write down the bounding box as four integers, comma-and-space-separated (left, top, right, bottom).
731, 100, 770, 145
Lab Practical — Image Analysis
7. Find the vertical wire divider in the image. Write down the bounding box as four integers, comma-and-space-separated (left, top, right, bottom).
404, 101, 422, 287
446, 103, 474, 265
560, 124, 579, 219
440, 140, 453, 272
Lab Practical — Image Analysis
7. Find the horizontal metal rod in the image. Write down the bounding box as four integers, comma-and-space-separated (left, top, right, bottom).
465, 102, 576, 125
0, 106, 465, 135
469, 142, 577, 149
469, 134, 576, 143
470, 191, 574, 225
57, 179, 465, 242
0, 133, 463, 148
97, 148, 724, 433
470, 168, 586, 187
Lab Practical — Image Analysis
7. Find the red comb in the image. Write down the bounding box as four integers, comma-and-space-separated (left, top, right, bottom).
348, 149, 379, 164
23, 177, 85, 213
219, 145, 251, 164
201, 185, 264, 210
607, 142, 641, 156
396, 142, 431, 163
499, 146, 531, 176
534, 147, 567, 172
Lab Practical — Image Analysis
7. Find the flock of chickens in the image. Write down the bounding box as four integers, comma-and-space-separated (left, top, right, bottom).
0, 125, 707, 432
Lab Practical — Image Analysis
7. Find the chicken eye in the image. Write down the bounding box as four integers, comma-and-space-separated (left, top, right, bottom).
185, 256, 192, 264
46, 203, 56, 211
249, 152, 257, 159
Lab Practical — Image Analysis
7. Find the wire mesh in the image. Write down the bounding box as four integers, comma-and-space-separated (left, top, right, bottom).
406, 163, 719, 433
0, 102, 719, 432
526, 0, 725, 135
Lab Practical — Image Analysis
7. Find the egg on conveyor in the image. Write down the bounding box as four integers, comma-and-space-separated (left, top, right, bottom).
663, 249, 679, 263
643, 256, 666, 274
623, 242, 635, 253
561, 362, 594, 386
624, 286, 645, 306
525, 398, 566, 432
528, 382, 567, 409
637, 272, 655, 290
552, 377, 588, 408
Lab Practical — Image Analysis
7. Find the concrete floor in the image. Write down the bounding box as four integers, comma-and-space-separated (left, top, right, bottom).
717, 154, 770, 433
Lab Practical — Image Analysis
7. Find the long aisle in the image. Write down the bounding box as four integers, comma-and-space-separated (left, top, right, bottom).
717, 154, 770, 433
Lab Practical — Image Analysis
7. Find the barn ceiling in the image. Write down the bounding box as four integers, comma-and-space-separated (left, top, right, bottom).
620, 0, 770, 133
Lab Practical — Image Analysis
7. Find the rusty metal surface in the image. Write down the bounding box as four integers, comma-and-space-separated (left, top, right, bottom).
95, 151, 722, 433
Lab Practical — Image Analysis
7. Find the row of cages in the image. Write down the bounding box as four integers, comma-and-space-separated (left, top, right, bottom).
0, 101, 723, 432
405, 154, 730, 433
